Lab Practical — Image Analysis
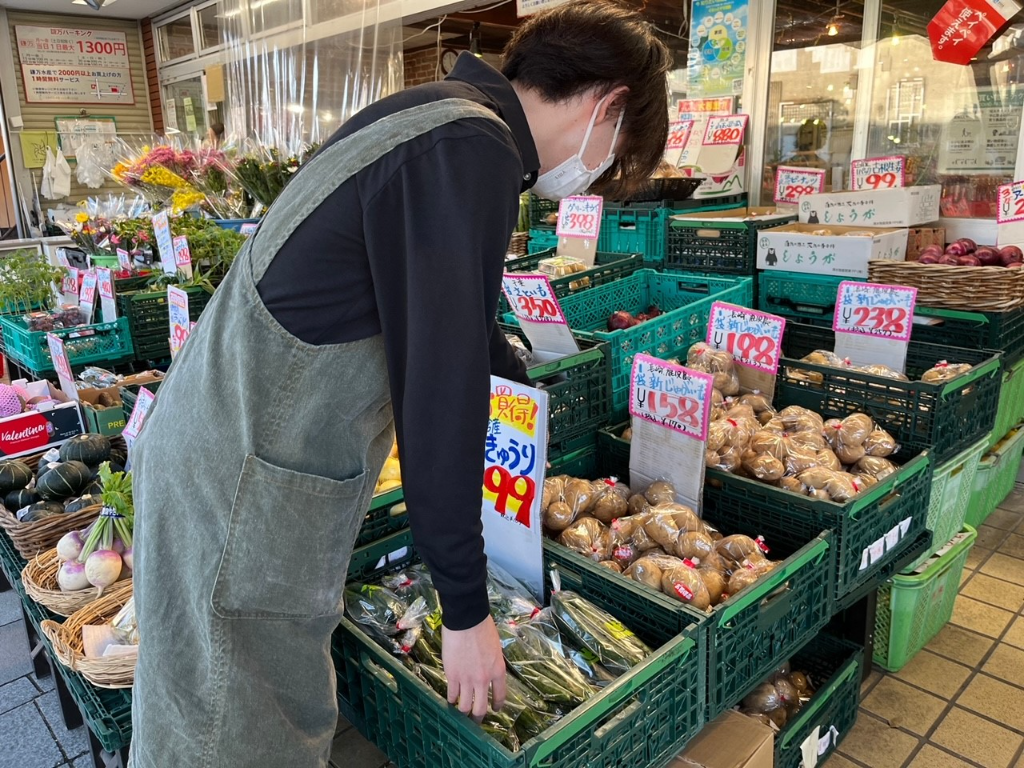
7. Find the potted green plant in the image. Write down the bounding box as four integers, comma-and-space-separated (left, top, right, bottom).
0, 250, 65, 315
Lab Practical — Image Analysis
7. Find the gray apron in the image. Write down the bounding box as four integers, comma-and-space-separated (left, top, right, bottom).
128, 98, 510, 768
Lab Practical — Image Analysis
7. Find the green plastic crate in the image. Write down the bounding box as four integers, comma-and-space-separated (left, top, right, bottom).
547, 445, 834, 719
119, 379, 164, 413
991, 359, 1024, 450
966, 425, 1024, 528
499, 250, 644, 316
905, 436, 988, 571
527, 231, 558, 254
597, 207, 669, 268
666, 209, 797, 276
874, 526, 977, 671
522, 270, 752, 420
779, 323, 1002, 464
0, 315, 134, 375
359, 486, 408, 547
333, 528, 705, 768
528, 195, 558, 231
0, 529, 27, 597
775, 634, 863, 768
117, 286, 213, 361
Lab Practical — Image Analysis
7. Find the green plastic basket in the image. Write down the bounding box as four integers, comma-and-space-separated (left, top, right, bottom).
597, 207, 669, 268
119, 379, 164, 413
779, 323, 1002, 464
527, 232, 559, 254
0, 315, 134, 375
666, 210, 797, 276
546, 446, 834, 719
117, 286, 214, 361
905, 436, 988, 571
775, 634, 863, 768
333, 529, 705, 768
528, 195, 559, 231
991, 359, 1024, 450
499, 250, 644, 316
966, 425, 1024, 528
874, 526, 977, 672
358, 486, 408, 547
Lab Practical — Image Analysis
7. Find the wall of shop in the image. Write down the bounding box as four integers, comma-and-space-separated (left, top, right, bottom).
404, 48, 441, 87
0, 10, 154, 224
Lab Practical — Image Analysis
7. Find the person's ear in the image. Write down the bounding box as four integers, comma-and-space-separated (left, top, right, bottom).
595, 85, 630, 124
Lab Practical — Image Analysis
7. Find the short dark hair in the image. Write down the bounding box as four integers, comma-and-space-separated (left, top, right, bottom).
502, 0, 672, 199
210, 121, 225, 139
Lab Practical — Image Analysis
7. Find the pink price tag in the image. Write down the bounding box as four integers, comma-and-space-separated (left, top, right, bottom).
116, 248, 131, 270
707, 303, 787, 374
46, 333, 77, 400
61, 268, 79, 296
79, 272, 97, 306
97, 269, 114, 300
774, 166, 826, 205
851, 156, 906, 191
833, 281, 917, 342
556, 196, 603, 239
167, 286, 191, 356
502, 274, 567, 324
666, 120, 693, 150
122, 386, 156, 443
629, 354, 714, 441
172, 236, 192, 268
239, 222, 258, 236
997, 182, 1024, 224
702, 115, 748, 146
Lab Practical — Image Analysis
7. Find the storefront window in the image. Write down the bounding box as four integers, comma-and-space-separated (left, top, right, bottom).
158, 14, 197, 62
164, 77, 208, 136
197, 2, 226, 52
249, 0, 304, 35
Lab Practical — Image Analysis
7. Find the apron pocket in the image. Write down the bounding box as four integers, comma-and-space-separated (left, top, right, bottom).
212, 454, 369, 620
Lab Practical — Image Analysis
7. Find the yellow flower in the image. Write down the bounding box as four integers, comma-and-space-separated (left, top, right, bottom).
75, 212, 89, 223
112, 162, 130, 180
140, 166, 189, 189
170, 189, 205, 214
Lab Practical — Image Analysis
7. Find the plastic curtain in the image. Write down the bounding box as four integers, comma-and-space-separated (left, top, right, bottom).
220, 0, 404, 154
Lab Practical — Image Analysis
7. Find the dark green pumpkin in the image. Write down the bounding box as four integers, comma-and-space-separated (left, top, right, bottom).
59, 434, 112, 467
5, 488, 39, 512
0, 460, 33, 494
36, 461, 92, 501
81, 480, 103, 497
64, 494, 102, 514
89, 462, 125, 483
17, 500, 64, 523
109, 448, 128, 467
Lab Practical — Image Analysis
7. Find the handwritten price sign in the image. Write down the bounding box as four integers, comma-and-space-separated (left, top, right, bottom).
116, 248, 131, 271
502, 274, 566, 324
152, 211, 175, 275
851, 156, 906, 191
702, 114, 749, 146
61, 267, 79, 299
707, 303, 787, 374
167, 286, 191, 357
834, 282, 917, 341
46, 333, 77, 401
666, 120, 694, 150
79, 271, 98, 324
556, 195, 603, 239
95, 268, 117, 323
997, 182, 1024, 224
122, 386, 156, 453
629, 354, 714, 440
774, 166, 826, 205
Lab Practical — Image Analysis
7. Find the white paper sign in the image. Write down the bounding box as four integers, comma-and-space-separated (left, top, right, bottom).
61, 267, 79, 305
172, 235, 193, 279
707, 302, 786, 374
702, 114, 748, 146
481, 377, 548, 600
833, 281, 917, 373
502, 274, 579, 360
997, 181, 1024, 248
556, 196, 603, 240
851, 156, 906, 191
46, 334, 78, 401
78, 271, 98, 324
152, 211, 175, 275
167, 286, 190, 358
116, 248, 131, 271
15, 25, 134, 104
122, 386, 156, 453
95, 268, 117, 323
774, 166, 826, 205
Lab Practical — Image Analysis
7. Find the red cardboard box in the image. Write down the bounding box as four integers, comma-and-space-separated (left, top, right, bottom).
0, 380, 85, 459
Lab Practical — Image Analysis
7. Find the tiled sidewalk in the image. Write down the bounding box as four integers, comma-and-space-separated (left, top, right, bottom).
4, 491, 1023, 768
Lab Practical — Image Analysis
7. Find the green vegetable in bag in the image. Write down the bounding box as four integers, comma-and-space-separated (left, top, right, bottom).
498, 620, 596, 707
416, 664, 523, 752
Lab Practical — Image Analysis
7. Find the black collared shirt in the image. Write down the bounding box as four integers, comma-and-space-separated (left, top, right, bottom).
257, 54, 539, 631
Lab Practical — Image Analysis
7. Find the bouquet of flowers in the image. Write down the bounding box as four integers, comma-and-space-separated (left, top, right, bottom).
182, 142, 246, 219
110, 140, 205, 214
233, 139, 318, 210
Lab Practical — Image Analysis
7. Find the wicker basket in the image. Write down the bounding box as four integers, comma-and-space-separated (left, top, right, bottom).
869, 261, 1024, 311
22, 547, 120, 617
0, 503, 103, 561
41, 581, 136, 689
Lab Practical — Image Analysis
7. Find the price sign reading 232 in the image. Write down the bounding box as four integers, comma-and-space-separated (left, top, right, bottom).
502, 274, 566, 324
629, 354, 714, 440
833, 282, 917, 342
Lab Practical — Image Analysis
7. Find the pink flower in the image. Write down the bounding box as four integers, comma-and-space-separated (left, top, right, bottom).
137, 231, 150, 243
110, 234, 121, 245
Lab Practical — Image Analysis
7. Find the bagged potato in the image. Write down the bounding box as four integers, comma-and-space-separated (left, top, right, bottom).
597, 560, 623, 574
627, 494, 650, 517
563, 478, 598, 517
777, 475, 808, 495
816, 449, 843, 471
675, 530, 715, 561
855, 456, 899, 481
863, 428, 899, 457
742, 451, 786, 482
707, 420, 730, 452
542, 476, 568, 513
590, 479, 631, 524
727, 559, 776, 595
661, 564, 712, 611
624, 557, 665, 590
715, 534, 767, 570
545, 500, 578, 531
687, 342, 740, 396
784, 443, 825, 475
644, 480, 677, 506
559, 518, 613, 562
749, 431, 786, 460
858, 362, 909, 381
921, 361, 972, 383
698, 566, 727, 605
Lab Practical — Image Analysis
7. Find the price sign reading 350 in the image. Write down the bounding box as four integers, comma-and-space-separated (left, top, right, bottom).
629, 354, 714, 440
556, 195, 603, 239
702, 114, 749, 146
502, 274, 566, 324
707, 302, 787, 373
833, 282, 917, 341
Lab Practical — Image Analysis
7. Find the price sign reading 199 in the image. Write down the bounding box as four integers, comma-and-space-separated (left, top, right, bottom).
502, 274, 566, 325
833, 282, 917, 342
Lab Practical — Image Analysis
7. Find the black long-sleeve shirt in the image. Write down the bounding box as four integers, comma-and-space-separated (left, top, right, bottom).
257, 54, 539, 630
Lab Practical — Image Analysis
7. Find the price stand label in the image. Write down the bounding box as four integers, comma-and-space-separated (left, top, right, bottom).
702, 114, 749, 146
556, 196, 603, 240
707, 302, 786, 374
46, 333, 78, 401
79, 271, 98, 324
774, 166, 826, 205
152, 211, 175, 275
55, 249, 71, 268
666, 120, 694, 150
95, 268, 117, 323
239, 222, 258, 236
167, 286, 190, 358
502, 274, 579, 359
61, 267, 79, 305
997, 181, 1024, 224
851, 156, 906, 191
122, 386, 156, 454
116, 248, 131, 271
481, 377, 548, 600
172, 235, 193, 279
834, 281, 917, 373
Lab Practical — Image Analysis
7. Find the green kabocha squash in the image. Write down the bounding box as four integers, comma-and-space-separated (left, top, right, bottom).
17, 500, 64, 523
80, 480, 103, 497
5, 488, 39, 512
37, 459, 60, 481
64, 494, 102, 514
59, 434, 112, 467
36, 461, 92, 501
0, 460, 33, 494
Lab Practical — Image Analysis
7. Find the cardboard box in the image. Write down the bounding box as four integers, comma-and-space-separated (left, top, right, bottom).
671, 207, 795, 226
757, 224, 909, 278
904, 227, 946, 261
797, 185, 942, 229
0, 380, 84, 459
77, 386, 126, 437
672, 711, 773, 768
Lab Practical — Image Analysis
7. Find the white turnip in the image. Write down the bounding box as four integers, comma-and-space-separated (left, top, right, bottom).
85, 549, 122, 594
57, 560, 91, 592
122, 547, 133, 572
56, 530, 84, 562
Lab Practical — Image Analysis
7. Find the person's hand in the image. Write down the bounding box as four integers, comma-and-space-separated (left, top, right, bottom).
442, 615, 506, 722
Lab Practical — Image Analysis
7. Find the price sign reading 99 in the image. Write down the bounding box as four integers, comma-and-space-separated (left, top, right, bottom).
702, 114, 749, 146
629, 354, 714, 440
833, 282, 917, 342
167, 286, 191, 357
707, 302, 787, 374
851, 156, 906, 192
774, 166, 826, 205
502, 274, 566, 324
556, 195, 603, 239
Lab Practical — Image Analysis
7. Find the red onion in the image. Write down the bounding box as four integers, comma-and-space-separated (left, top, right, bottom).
1000, 245, 1024, 264
918, 253, 940, 264
1008, 262, 1024, 269
944, 242, 967, 257
920, 244, 944, 257
958, 255, 982, 267
607, 311, 635, 331
974, 247, 1001, 266
939, 254, 960, 266
955, 238, 977, 253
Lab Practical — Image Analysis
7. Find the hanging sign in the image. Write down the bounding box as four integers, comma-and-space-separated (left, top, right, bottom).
833, 281, 917, 372
481, 377, 548, 600
628, 354, 714, 511
78, 271, 98, 324
502, 274, 579, 360
707, 302, 786, 397
95, 268, 117, 323
122, 386, 156, 453
172, 235, 193, 279
927, 0, 1023, 66
46, 334, 78, 401
14, 25, 134, 104
851, 156, 906, 191
774, 166, 826, 205
167, 286, 190, 359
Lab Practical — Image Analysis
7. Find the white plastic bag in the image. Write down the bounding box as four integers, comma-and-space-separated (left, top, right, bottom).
52, 148, 72, 198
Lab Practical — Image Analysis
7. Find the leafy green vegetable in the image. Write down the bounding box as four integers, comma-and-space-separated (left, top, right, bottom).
550, 590, 651, 677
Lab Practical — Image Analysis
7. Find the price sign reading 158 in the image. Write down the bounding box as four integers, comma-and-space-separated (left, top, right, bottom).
629, 354, 714, 440
833, 282, 917, 341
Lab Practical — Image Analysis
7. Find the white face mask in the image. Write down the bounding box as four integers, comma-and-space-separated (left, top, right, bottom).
533, 96, 624, 201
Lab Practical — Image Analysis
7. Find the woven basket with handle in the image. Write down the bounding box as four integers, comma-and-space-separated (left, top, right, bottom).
22, 545, 128, 617
41, 581, 135, 689
0, 503, 103, 561
868, 261, 1024, 311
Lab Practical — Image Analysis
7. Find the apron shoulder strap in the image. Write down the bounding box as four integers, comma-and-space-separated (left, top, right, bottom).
250, 98, 509, 279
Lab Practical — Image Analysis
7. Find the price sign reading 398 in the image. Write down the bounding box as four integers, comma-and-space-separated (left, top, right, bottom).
629, 354, 714, 440
833, 282, 917, 341
556, 195, 603, 239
